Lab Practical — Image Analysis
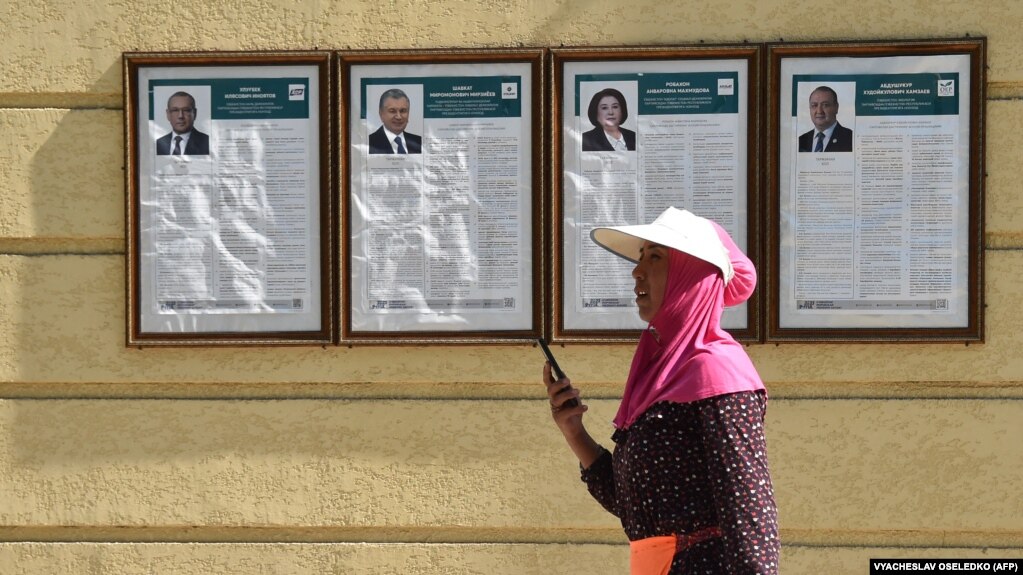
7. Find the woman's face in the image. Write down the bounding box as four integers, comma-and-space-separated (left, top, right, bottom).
596, 95, 622, 130
632, 241, 670, 322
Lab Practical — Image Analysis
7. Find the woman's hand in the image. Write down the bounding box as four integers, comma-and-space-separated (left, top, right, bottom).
543, 363, 604, 469
544, 362, 587, 434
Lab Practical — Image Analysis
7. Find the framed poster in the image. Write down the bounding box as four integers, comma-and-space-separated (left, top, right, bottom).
766, 38, 985, 342
340, 48, 545, 343
124, 51, 335, 346
551, 45, 761, 343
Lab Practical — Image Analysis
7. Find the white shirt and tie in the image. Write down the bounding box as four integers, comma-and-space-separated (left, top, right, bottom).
381, 127, 409, 154
812, 123, 838, 152
171, 131, 192, 155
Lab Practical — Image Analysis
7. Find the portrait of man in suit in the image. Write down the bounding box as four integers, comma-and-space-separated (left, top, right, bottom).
368, 88, 422, 154
798, 85, 853, 153
156, 91, 210, 156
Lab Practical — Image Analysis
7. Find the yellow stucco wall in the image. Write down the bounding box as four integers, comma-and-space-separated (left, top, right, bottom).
1, 1, 1021, 573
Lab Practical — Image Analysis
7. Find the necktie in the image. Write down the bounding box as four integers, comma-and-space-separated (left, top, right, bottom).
814, 132, 825, 152
172, 135, 183, 155
395, 136, 407, 154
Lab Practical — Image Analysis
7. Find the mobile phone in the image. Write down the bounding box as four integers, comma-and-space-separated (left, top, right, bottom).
537, 338, 579, 408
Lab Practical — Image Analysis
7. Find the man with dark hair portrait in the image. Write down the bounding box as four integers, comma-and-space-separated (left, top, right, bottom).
156, 91, 210, 156
798, 85, 853, 153
369, 88, 423, 154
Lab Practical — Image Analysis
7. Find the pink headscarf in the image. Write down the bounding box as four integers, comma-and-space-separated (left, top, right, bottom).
613, 222, 764, 429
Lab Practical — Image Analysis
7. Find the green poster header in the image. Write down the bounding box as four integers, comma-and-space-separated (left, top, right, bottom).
212, 78, 310, 119
361, 76, 522, 119
638, 72, 739, 115
148, 78, 311, 120
574, 72, 740, 116
855, 73, 959, 116
791, 73, 960, 117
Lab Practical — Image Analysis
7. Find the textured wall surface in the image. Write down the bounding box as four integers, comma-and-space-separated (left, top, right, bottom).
1, 0, 1021, 573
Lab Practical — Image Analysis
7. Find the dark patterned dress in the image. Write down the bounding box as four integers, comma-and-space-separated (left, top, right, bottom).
581, 391, 779, 574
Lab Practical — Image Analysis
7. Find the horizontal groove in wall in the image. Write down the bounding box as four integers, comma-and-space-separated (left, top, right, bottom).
0, 381, 1021, 400
0, 238, 122, 256
987, 232, 1023, 250
0, 93, 122, 109
987, 82, 1023, 100
0, 526, 1019, 550
783, 528, 1023, 550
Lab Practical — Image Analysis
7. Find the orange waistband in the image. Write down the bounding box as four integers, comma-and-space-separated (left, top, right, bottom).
629, 527, 723, 575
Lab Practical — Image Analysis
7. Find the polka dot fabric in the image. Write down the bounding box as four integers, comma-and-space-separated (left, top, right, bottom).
581, 391, 779, 574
